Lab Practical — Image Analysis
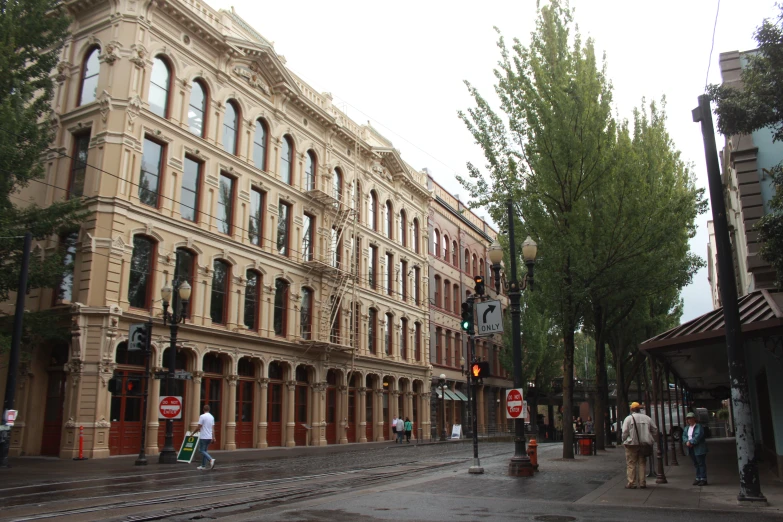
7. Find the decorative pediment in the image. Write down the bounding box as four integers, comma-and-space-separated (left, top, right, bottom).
226, 37, 301, 97
232, 64, 271, 96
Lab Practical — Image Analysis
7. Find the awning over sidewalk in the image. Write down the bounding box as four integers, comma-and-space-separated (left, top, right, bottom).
452, 390, 469, 401
434, 389, 466, 401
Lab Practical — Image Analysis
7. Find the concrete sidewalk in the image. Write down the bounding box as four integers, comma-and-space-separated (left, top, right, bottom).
577, 438, 783, 515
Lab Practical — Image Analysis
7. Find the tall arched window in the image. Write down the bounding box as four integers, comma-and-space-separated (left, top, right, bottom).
253, 120, 268, 171
443, 235, 449, 260
414, 322, 421, 361
413, 218, 420, 254
472, 254, 478, 276
479, 258, 485, 280
385, 313, 393, 355
452, 241, 458, 266
244, 270, 261, 331
434, 275, 441, 308
128, 236, 155, 309
453, 283, 459, 314
443, 280, 451, 313
174, 248, 195, 318
280, 135, 293, 185
465, 249, 470, 271
273, 279, 289, 336
368, 308, 377, 354
385, 201, 393, 239
369, 191, 378, 231
210, 260, 230, 324
188, 80, 207, 137
78, 47, 100, 106
223, 100, 239, 155
399, 210, 407, 247
149, 57, 171, 118
433, 230, 440, 257
333, 168, 342, 203
300, 287, 313, 340
400, 318, 408, 360
305, 151, 316, 191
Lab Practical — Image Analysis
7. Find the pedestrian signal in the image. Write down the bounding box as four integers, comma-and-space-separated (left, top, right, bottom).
125, 377, 143, 396
471, 361, 491, 379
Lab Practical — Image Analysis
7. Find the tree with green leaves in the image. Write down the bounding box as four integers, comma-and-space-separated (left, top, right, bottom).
0, 0, 85, 353
708, 7, 783, 288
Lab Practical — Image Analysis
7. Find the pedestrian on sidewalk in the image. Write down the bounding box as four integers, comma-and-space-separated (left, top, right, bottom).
396, 416, 405, 443
196, 404, 216, 471
392, 416, 399, 443
683, 412, 708, 486
621, 402, 658, 489
404, 417, 412, 443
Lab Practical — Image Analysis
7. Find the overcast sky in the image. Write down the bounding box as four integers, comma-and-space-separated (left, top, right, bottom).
206, 0, 779, 323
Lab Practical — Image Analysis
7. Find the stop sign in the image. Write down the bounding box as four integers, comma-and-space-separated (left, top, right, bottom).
159, 396, 182, 420
506, 388, 524, 419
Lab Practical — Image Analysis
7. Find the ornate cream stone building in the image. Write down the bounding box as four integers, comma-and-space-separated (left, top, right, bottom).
2, 0, 432, 458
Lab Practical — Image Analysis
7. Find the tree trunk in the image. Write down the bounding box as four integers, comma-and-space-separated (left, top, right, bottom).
592, 303, 606, 451
562, 317, 576, 459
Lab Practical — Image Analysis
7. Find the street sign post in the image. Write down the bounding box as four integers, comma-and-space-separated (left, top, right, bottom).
176, 432, 200, 463
475, 299, 503, 336
506, 388, 524, 419
159, 396, 182, 420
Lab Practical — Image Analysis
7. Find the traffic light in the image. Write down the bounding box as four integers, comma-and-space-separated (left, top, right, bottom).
129, 323, 149, 352
461, 302, 474, 333
474, 275, 485, 296
470, 361, 491, 379
125, 376, 143, 396
108, 376, 122, 395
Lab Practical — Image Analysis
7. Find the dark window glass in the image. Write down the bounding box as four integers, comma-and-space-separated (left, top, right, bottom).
302, 214, 314, 261
270, 383, 282, 422
139, 139, 163, 207
79, 48, 100, 105
368, 308, 376, 354
333, 168, 342, 202
400, 319, 407, 359
69, 134, 90, 198
385, 314, 392, 355
254, 120, 267, 171
149, 57, 170, 118
249, 189, 264, 246
413, 219, 420, 254
369, 192, 377, 231
305, 151, 316, 191
217, 174, 234, 234
331, 227, 341, 268
268, 361, 283, 380
181, 157, 200, 222
128, 236, 154, 308
415, 323, 421, 361
399, 211, 406, 247
223, 101, 238, 155
244, 270, 259, 330
281, 136, 293, 185
273, 279, 288, 336
188, 81, 206, 137
330, 305, 340, 344
369, 246, 377, 289
200, 378, 221, 422
277, 202, 290, 256
173, 248, 195, 317
203, 353, 223, 374
210, 260, 229, 324
238, 358, 254, 377
385, 202, 392, 239
300, 287, 312, 339
57, 232, 78, 302
386, 253, 393, 296
414, 267, 420, 305
296, 385, 308, 422
400, 261, 407, 301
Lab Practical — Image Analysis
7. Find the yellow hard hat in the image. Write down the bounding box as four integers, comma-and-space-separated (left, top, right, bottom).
630, 402, 641, 410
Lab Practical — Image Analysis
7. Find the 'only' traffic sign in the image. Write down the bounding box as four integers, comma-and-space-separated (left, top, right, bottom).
475, 299, 503, 336
506, 388, 524, 419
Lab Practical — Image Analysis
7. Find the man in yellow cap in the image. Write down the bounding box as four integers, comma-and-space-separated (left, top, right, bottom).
621, 402, 658, 489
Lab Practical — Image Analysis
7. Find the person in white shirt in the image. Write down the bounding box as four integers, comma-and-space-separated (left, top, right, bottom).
196, 404, 216, 470
620, 402, 658, 489
392, 416, 399, 443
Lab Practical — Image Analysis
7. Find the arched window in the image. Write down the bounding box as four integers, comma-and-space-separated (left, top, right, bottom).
222, 100, 239, 155
300, 287, 313, 340
385, 313, 393, 355
472, 254, 478, 276
128, 236, 155, 309
443, 280, 451, 313
273, 279, 289, 336
399, 210, 407, 247
434, 275, 441, 308
280, 135, 293, 185
244, 270, 261, 331
479, 259, 485, 280
368, 308, 377, 354
304, 151, 316, 191
414, 322, 421, 361
433, 230, 440, 257
115, 341, 144, 366
78, 47, 100, 106
268, 361, 284, 380
149, 57, 171, 118
413, 218, 420, 254
385, 201, 393, 239
188, 80, 207, 137
210, 260, 230, 324
174, 248, 195, 318
443, 235, 449, 260
400, 318, 408, 360
452, 241, 458, 266
369, 191, 378, 231
453, 284, 459, 314
333, 168, 342, 202
465, 249, 470, 271
253, 120, 268, 171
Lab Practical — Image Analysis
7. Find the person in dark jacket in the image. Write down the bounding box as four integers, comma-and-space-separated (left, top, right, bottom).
683, 412, 708, 486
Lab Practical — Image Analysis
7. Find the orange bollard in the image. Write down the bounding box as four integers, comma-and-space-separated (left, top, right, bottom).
527, 438, 539, 471
73, 425, 88, 460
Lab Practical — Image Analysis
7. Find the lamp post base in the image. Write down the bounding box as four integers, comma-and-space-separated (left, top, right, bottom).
469, 458, 484, 474
158, 448, 177, 464
508, 456, 535, 477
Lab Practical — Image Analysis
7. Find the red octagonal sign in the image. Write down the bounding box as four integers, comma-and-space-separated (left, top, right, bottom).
506, 388, 524, 419
159, 396, 182, 420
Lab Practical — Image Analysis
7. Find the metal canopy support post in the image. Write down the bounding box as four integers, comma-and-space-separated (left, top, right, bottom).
666, 367, 678, 466
693, 94, 765, 503
650, 359, 667, 484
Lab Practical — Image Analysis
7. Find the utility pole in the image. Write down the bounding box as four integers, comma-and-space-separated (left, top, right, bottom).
0, 232, 32, 468
693, 94, 765, 503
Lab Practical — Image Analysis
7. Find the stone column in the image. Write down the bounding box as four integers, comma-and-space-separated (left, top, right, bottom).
338, 385, 348, 444
257, 378, 269, 448
391, 390, 400, 421
375, 389, 385, 441
422, 394, 432, 440
358, 387, 367, 443
224, 375, 238, 451
285, 380, 296, 447
189, 371, 203, 433
406, 391, 414, 437
146, 366, 163, 455
312, 382, 327, 447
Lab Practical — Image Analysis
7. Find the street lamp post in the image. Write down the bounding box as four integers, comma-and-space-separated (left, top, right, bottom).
158, 280, 191, 464
490, 200, 537, 477
438, 374, 447, 442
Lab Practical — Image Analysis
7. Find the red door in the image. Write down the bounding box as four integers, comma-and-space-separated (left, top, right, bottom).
382, 391, 389, 440
267, 382, 283, 447
201, 377, 222, 445
365, 389, 374, 441
346, 389, 356, 442
109, 371, 144, 455
294, 384, 308, 446
325, 386, 337, 444
235, 380, 254, 448
41, 370, 66, 456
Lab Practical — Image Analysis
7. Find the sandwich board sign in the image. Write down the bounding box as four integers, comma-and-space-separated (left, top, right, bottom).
451, 424, 462, 439
177, 431, 200, 463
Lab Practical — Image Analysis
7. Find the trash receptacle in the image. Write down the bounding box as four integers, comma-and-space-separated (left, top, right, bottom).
579, 438, 591, 455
